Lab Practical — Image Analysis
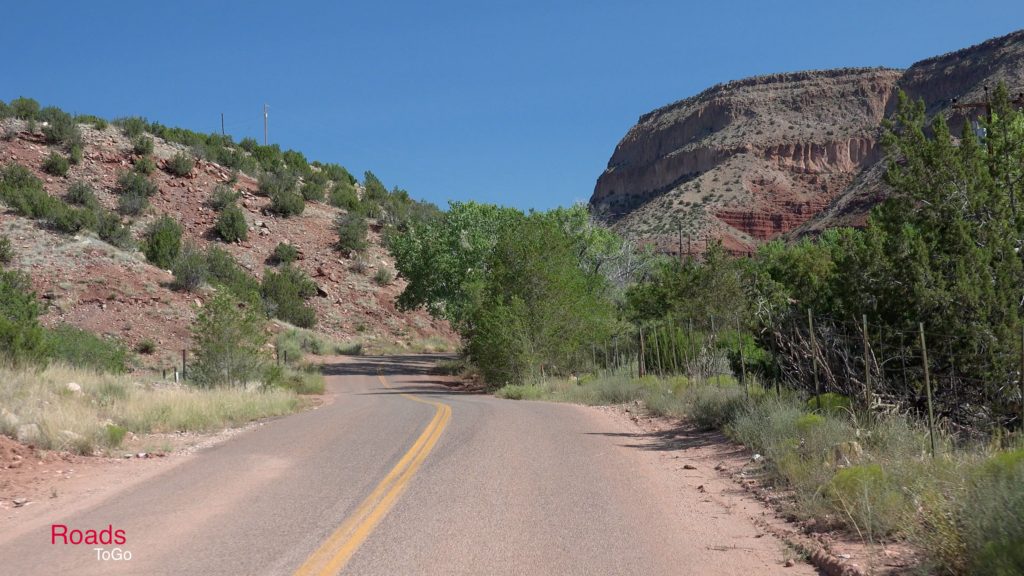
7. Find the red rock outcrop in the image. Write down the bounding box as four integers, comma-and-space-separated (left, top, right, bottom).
593, 29, 1024, 253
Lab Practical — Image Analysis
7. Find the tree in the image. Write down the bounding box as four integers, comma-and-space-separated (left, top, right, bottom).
465, 211, 619, 384
189, 291, 268, 387
389, 201, 521, 329
0, 269, 48, 366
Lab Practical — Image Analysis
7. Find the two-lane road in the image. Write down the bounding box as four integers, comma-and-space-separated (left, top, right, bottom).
0, 356, 814, 575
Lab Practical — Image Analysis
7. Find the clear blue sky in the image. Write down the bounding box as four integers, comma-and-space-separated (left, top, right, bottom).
2, 1, 1020, 209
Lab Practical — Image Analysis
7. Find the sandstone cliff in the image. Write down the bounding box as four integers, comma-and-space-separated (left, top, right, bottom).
593, 29, 1024, 253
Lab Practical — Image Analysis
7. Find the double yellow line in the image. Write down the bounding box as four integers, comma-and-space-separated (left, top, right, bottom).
293, 374, 451, 576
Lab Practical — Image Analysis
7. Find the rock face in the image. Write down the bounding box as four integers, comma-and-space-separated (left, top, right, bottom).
592, 29, 1024, 253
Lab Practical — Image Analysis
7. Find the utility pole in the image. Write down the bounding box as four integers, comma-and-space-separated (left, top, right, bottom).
221, 113, 225, 137
263, 104, 269, 145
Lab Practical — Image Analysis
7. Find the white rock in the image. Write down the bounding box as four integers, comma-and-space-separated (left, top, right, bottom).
65, 382, 82, 394
751, 453, 763, 463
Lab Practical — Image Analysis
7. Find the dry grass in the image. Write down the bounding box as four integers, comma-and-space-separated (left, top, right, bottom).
0, 363, 298, 455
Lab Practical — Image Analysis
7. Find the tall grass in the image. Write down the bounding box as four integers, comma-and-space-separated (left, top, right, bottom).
0, 364, 298, 455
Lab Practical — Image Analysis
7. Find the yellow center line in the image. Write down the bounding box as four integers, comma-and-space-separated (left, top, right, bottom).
293, 373, 451, 576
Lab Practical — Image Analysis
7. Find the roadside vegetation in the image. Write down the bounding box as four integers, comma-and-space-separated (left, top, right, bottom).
395, 86, 1024, 575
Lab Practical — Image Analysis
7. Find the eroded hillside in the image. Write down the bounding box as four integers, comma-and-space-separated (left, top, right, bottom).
0, 117, 454, 370
593, 28, 1024, 253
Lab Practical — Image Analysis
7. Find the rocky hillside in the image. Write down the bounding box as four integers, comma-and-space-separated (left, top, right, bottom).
592, 29, 1024, 253
0, 117, 455, 370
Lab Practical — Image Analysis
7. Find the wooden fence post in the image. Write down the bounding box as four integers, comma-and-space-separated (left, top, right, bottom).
920, 322, 936, 459
809, 309, 820, 410
638, 328, 646, 378
863, 314, 871, 410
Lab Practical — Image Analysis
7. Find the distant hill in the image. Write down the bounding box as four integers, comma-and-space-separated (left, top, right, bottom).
591, 29, 1024, 254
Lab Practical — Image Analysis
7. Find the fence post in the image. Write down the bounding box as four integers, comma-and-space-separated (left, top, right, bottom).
736, 319, 747, 398
920, 322, 936, 459
181, 349, 187, 380
638, 328, 646, 378
863, 314, 871, 410
809, 309, 820, 410
669, 320, 680, 375
652, 324, 663, 377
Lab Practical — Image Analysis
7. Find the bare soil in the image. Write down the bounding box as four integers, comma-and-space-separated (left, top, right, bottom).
593, 403, 918, 575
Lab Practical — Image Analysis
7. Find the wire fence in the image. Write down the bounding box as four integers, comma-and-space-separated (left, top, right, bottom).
582, 310, 1024, 435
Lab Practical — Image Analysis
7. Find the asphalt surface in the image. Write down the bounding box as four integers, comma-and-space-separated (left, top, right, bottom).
0, 355, 811, 575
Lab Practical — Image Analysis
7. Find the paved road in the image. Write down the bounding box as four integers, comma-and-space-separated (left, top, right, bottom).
0, 356, 812, 575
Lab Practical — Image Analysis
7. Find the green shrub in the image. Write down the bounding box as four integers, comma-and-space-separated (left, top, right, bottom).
41, 108, 82, 148
202, 247, 264, 314
209, 185, 239, 211
43, 324, 130, 373
68, 144, 83, 165
257, 170, 296, 198
261, 265, 317, 328
131, 135, 154, 156
133, 155, 155, 175
269, 190, 305, 217
373, 268, 393, 286
274, 331, 305, 365
42, 152, 69, 176
49, 202, 96, 233
171, 243, 208, 291
75, 114, 108, 130
115, 171, 157, 216
9, 97, 40, 120
958, 449, 1024, 575
271, 242, 298, 265
136, 339, 156, 354
66, 181, 98, 208
189, 291, 268, 388
117, 191, 148, 215
96, 212, 133, 249
115, 116, 148, 138
0, 235, 13, 265
166, 151, 195, 177
116, 170, 158, 198
0, 269, 48, 366
300, 181, 325, 202
262, 363, 325, 394
496, 384, 549, 400
215, 204, 248, 242
335, 212, 368, 253
687, 384, 746, 430
105, 424, 127, 448
328, 180, 360, 210
795, 413, 825, 435
827, 464, 910, 539
808, 392, 852, 415
142, 214, 183, 269
0, 163, 95, 233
